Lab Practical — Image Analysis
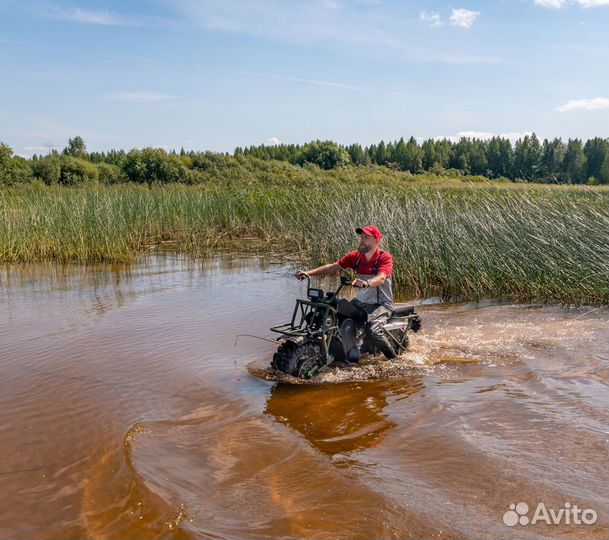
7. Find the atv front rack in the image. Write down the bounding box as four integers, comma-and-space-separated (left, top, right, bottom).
271, 298, 340, 368
270, 299, 336, 336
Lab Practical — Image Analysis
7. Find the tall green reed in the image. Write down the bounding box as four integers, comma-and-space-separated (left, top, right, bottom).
1, 182, 607, 304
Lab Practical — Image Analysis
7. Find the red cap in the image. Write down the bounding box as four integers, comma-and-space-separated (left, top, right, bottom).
355, 226, 382, 241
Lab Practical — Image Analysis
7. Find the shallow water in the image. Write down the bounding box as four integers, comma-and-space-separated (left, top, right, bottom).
0, 255, 607, 539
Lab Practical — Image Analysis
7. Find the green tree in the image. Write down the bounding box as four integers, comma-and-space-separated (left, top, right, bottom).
0, 143, 13, 178
486, 137, 513, 178
63, 136, 87, 158
96, 162, 124, 184
584, 137, 609, 180
403, 136, 422, 173
104, 149, 127, 167
32, 155, 61, 184
296, 141, 350, 170
347, 143, 367, 165
385, 141, 396, 166
433, 139, 452, 168
0, 143, 33, 185
451, 138, 473, 174
393, 138, 407, 170
513, 134, 542, 181
598, 151, 609, 184
562, 139, 587, 183
59, 155, 99, 184
540, 138, 566, 182
469, 139, 488, 175
123, 148, 188, 184
366, 143, 377, 164
421, 139, 436, 170
375, 141, 388, 165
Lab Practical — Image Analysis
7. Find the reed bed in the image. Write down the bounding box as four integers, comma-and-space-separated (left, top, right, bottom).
1, 181, 607, 304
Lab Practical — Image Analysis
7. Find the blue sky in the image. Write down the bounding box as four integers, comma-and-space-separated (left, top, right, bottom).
1, 0, 608, 156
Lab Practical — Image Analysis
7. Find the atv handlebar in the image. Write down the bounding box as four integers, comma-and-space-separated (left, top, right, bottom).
296, 271, 362, 286
296, 271, 311, 282
296, 272, 369, 307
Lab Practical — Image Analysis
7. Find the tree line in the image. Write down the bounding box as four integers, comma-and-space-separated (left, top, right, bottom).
236, 135, 609, 184
1, 134, 608, 186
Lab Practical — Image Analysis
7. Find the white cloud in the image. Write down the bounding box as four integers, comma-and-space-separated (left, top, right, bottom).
535, 0, 566, 7
43, 6, 182, 28
106, 92, 179, 102
243, 71, 364, 90
420, 8, 482, 30
449, 8, 480, 29
174, 0, 378, 44
173, 1, 497, 64
456, 130, 495, 139
69, 8, 124, 25
535, 0, 609, 7
48, 7, 140, 26
556, 97, 609, 112
433, 53, 501, 64
267, 137, 282, 145
437, 131, 533, 143
420, 11, 444, 27
578, 0, 609, 5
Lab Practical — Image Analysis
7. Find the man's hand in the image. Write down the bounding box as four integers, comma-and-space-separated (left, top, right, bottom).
295, 270, 310, 280
352, 278, 370, 288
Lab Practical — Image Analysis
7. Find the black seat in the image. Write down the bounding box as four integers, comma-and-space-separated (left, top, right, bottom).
391, 304, 415, 317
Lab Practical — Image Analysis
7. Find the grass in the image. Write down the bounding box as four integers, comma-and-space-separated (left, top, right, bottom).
1, 177, 608, 305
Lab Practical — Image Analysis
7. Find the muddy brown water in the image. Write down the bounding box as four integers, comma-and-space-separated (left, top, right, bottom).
0, 255, 607, 540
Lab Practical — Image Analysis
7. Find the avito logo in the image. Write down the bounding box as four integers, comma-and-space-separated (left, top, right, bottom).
503, 502, 597, 527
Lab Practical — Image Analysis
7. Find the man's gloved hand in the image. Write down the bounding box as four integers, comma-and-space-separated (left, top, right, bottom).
295, 270, 310, 280
352, 278, 370, 288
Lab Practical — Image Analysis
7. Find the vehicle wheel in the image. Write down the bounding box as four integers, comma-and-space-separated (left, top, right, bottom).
271, 340, 300, 375
271, 340, 324, 378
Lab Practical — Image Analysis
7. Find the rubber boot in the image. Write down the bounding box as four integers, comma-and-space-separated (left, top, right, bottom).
339, 319, 360, 363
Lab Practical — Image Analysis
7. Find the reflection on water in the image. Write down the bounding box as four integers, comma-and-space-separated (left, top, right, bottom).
0, 255, 607, 539
265, 379, 423, 459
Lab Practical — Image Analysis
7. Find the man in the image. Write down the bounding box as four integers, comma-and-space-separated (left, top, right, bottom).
295, 226, 397, 361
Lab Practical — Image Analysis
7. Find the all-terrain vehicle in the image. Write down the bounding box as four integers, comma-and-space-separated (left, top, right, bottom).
270, 275, 421, 379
